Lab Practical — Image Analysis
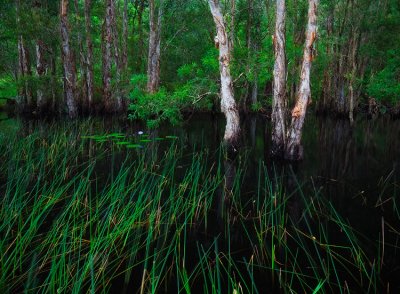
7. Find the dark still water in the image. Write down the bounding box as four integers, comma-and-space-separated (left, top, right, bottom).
1, 112, 399, 293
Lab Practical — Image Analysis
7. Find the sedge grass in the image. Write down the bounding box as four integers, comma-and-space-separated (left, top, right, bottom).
0, 120, 399, 293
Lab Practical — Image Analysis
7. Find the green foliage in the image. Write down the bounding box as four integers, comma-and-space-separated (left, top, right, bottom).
128, 74, 182, 128
0, 76, 17, 99
367, 53, 400, 104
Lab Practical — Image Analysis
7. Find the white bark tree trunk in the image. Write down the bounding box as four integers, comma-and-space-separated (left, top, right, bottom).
102, 0, 113, 112
285, 0, 318, 160
36, 40, 46, 111
60, 0, 78, 118
84, 0, 94, 111
271, 0, 287, 157
208, 0, 241, 146
147, 0, 163, 94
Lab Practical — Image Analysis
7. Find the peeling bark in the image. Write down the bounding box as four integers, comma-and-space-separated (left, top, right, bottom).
36, 39, 47, 110
17, 36, 32, 108
147, 0, 163, 94
122, 0, 128, 70
102, 0, 114, 112
271, 0, 287, 157
84, 0, 94, 111
285, 0, 318, 161
60, 0, 78, 118
208, 0, 241, 146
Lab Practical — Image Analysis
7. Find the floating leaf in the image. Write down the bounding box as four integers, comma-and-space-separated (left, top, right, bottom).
165, 135, 178, 139
126, 144, 143, 148
140, 139, 152, 143
81, 135, 96, 139
116, 141, 130, 145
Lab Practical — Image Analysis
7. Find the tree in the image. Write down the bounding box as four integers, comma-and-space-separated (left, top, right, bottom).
271, 0, 287, 157
285, 0, 319, 160
208, 0, 241, 146
147, 0, 164, 94
102, 0, 123, 113
60, 0, 78, 118
84, 0, 94, 111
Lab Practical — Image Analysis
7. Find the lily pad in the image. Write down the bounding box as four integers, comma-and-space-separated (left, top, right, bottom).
126, 144, 143, 149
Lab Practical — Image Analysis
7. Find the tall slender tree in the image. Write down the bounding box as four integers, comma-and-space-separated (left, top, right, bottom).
16, 0, 32, 109
84, 0, 94, 111
60, 0, 78, 118
208, 0, 241, 146
102, 0, 114, 112
285, 0, 319, 160
271, 0, 287, 157
147, 0, 163, 93
35, 39, 46, 111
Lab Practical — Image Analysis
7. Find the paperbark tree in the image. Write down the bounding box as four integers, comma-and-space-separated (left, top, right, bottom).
147, 0, 163, 93
122, 0, 128, 70
271, 0, 287, 157
17, 36, 32, 108
60, 0, 78, 118
102, 0, 114, 112
35, 39, 47, 111
84, 0, 94, 111
16, 0, 32, 109
285, 0, 318, 160
208, 0, 241, 146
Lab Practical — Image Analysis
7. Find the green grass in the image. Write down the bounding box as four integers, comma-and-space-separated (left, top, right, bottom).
0, 121, 398, 293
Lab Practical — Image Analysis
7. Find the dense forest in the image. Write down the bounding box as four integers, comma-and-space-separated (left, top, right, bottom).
1, 1, 400, 293
1, 1, 400, 142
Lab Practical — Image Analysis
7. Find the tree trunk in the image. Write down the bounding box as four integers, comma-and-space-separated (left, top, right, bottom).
84, 0, 94, 111
147, 0, 163, 94
102, 0, 114, 112
16, 0, 32, 110
60, 0, 78, 118
134, 0, 145, 72
122, 0, 128, 70
36, 39, 47, 111
285, 0, 318, 161
208, 0, 241, 146
271, 0, 287, 157
74, 0, 87, 107
111, 1, 124, 112
17, 36, 32, 109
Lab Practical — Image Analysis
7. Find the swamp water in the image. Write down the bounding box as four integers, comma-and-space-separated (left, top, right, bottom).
0, 112, 399, 293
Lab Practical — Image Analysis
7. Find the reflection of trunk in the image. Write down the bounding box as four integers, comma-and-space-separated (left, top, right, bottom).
84, 0, 94, 111
36, 40, 47, 111
271, 0, 287, 157
61, 0, 78, 118
285, 0, 318, 161
102, 0, 114, 112
147, 0, 163, 94
208, 0, 241, 146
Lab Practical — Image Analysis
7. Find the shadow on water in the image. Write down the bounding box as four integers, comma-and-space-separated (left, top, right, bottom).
1, 111, 400, 292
